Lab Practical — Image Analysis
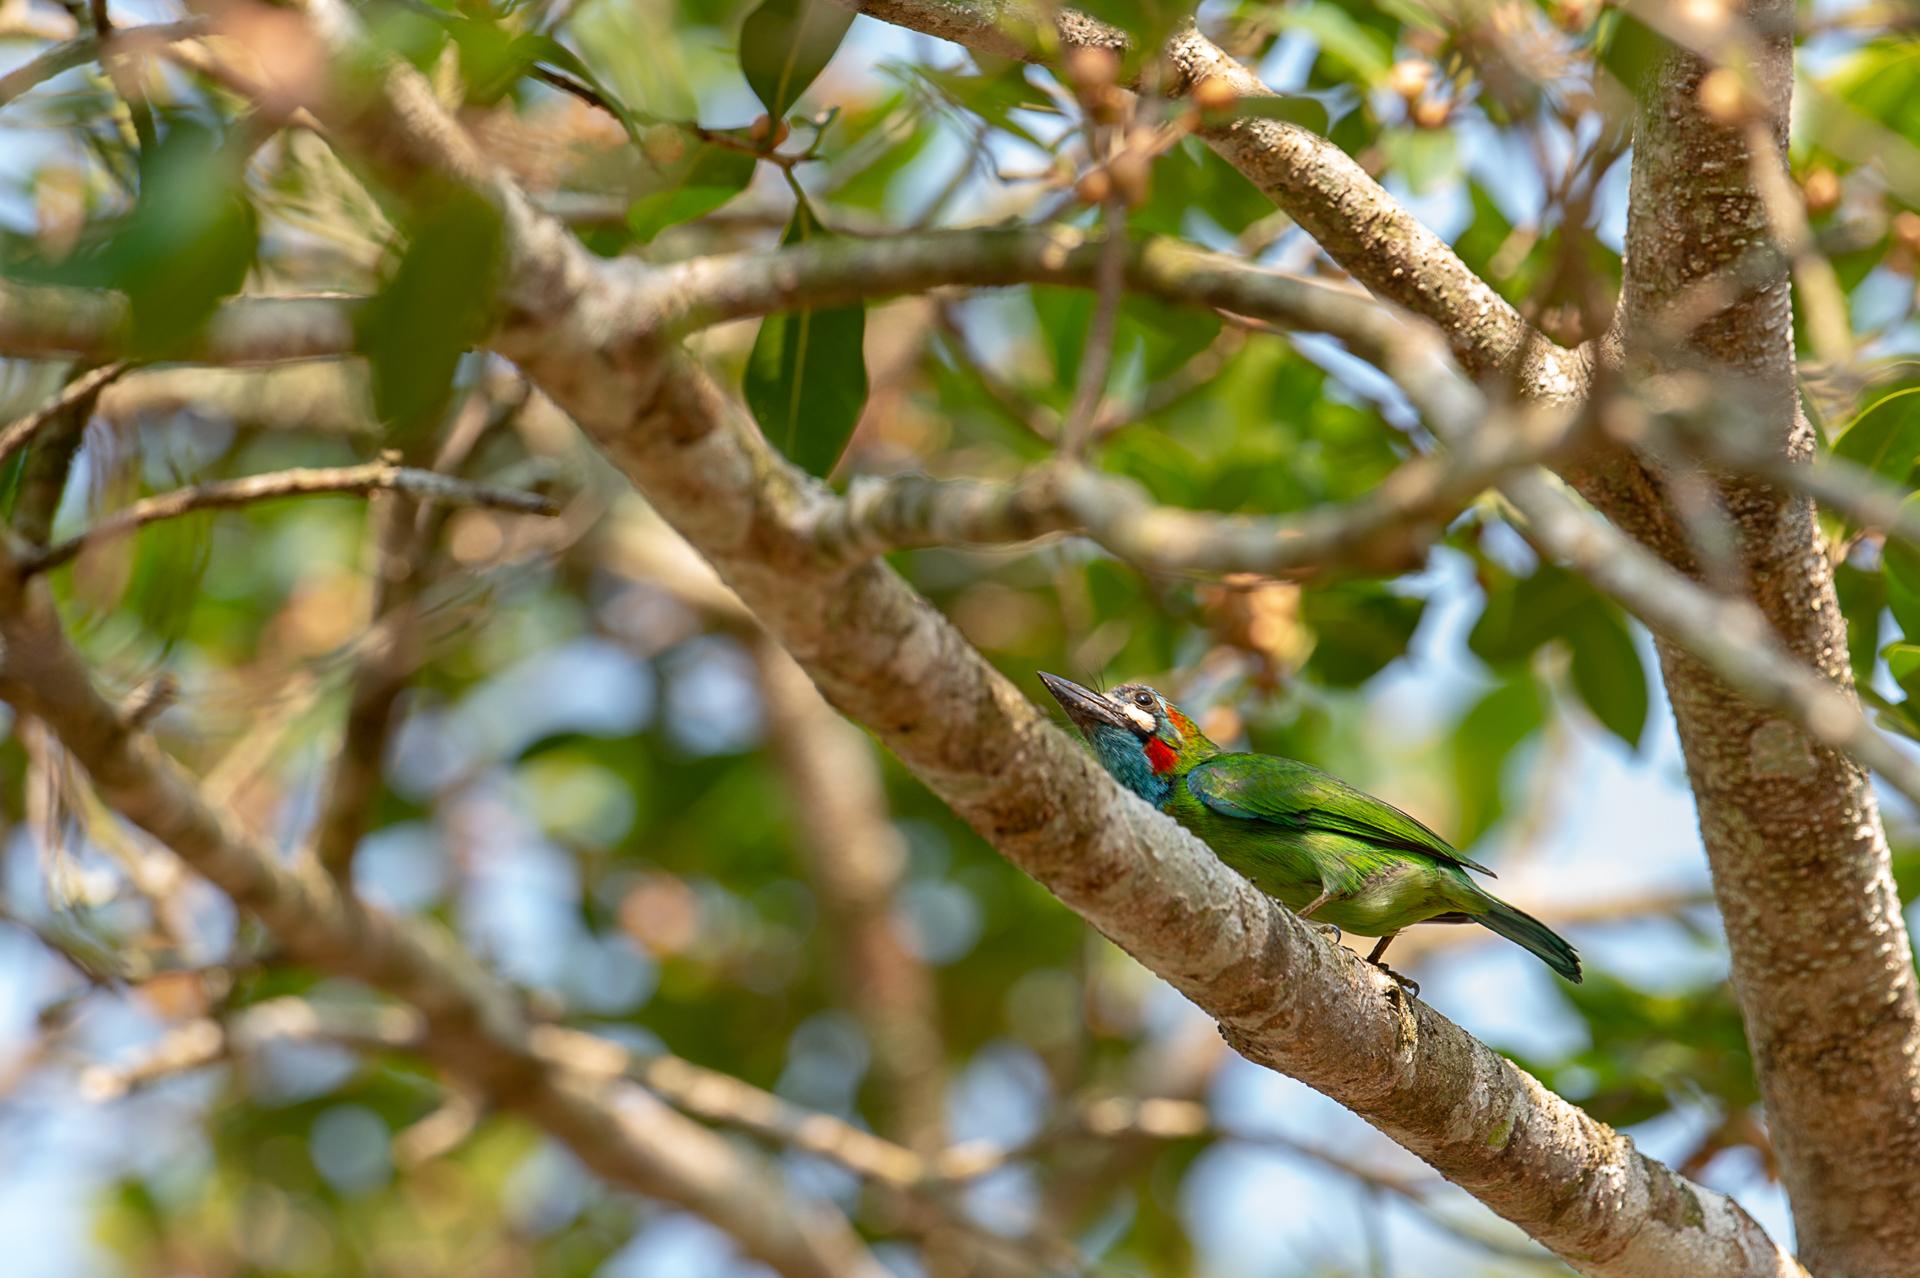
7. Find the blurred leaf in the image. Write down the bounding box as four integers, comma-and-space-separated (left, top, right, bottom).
1593, 9, 1668, 95
1832, 385, 1920, 484
1469, 565, 1594, 664
744, 194, 868, 477
1519, 974, 1756, 1130
1377, 126, 1460, 194
1567, 605, 1648, 748
1217, 94, 1330, 134
1301, 583, 1424, 686
629, 141, 757, 242
1257, 0, 1394, 84
68, 123, 258, 357
1836, 557, 1887, 686
739, 0, 855, 119
1884, 502, 1920, 637
911, 64, 1055, 149
357, 187, 504, 432
1888, 642, 1920, 704
1452, 673, 1545, 846
1076, 0, 1185, 66
1134, 137, 1273, 237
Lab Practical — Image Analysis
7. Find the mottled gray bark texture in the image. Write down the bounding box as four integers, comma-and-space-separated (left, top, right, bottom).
1600, 5, 1920, 1270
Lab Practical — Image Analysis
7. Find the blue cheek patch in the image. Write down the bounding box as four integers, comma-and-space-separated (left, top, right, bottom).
1087, 725, 1172, 806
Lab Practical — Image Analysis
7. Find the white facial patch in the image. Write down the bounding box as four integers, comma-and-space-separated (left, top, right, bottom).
1122, 703, 1157, 733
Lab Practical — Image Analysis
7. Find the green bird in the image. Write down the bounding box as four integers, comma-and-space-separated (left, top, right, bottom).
1039, 673, 1581, 991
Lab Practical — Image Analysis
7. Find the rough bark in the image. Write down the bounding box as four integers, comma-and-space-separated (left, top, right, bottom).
1600, 5, 1920, 1269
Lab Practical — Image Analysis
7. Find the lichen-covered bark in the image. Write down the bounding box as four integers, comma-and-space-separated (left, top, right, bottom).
1603, 5, 1920, 1271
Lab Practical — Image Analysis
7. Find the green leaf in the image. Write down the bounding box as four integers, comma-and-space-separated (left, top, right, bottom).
1884, 496, 1920, 637
738, 0, 855, 120
1378, 127, 1461, 195
1452, 674, 1545, 846
1301, 583, 1425, 686
357, 188, 505, 433
83, 123, 258, 357
911, 64, 1055, 149
1568, 606, 1649, 749
1211, 94, 1329, 135
1833, 385, 1920, 483
1133, 136, 1272, 237
628, 141, 757, 242
1887, 642, 1920, 703
744, 195, 868, 477
1075, 0, 1185, 68
1254, 0, 1394, 84
1835, 558, 1887, 687
1469, 566, 1595, 664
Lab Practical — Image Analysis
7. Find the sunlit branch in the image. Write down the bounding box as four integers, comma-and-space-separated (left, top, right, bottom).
0, 361, 133, 466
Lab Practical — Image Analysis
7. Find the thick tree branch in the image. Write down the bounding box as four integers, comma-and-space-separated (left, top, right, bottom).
1602, 3, 1920, 1265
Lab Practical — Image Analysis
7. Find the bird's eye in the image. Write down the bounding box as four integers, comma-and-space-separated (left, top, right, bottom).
1134, 692, 1154, 708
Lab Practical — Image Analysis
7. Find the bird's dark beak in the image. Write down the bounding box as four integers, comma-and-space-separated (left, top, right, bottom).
1038, 672, 1131, 734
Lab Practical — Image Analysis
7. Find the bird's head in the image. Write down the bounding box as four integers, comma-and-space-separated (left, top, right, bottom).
1038, 672, 1218, 802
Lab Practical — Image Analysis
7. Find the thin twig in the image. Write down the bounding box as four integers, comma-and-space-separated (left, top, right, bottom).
22, 462, 557, 574
0, 362, 132, 467
0, 18, 205, 109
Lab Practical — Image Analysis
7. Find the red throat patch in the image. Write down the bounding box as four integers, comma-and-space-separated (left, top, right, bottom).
1144, 737, 1178, 774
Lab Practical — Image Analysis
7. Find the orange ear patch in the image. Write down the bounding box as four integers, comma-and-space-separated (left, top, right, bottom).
1145, 737, 1178, 774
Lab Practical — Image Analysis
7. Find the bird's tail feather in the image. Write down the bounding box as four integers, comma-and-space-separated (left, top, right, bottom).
1476, 899, 1582, 983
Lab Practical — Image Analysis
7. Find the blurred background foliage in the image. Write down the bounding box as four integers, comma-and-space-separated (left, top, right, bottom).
0, 0, 1917, 1274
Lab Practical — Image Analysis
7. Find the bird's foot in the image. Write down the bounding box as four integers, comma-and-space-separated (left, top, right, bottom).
1369, 960, 1419, 999
1311, 921, 1342, 944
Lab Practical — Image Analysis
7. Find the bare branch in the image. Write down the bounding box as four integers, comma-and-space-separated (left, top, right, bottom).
0, 18, 206, 109
0, 280, 358, 364
810, 408, 1581, 575
22, 461, 557, 574
0, 361, 133, 466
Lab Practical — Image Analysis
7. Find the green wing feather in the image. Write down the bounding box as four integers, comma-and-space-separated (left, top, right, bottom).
1185, 754, 1496, 878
